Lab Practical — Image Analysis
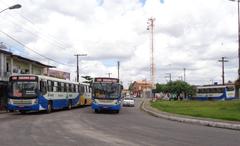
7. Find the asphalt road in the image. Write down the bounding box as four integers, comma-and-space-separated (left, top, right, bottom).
0, 99, 240, 146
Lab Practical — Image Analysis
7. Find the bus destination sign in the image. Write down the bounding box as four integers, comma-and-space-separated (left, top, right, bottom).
10, 76, 37, 81
95, 78, 119, 83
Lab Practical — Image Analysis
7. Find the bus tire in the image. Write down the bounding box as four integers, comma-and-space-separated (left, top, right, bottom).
8, 110, 14, 112
115, 110, 119, 114
68, 100, 72, 110
94, 109, 99, 113
46, 101, 52, 114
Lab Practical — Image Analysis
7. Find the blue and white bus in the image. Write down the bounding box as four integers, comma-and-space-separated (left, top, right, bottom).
7, 74, 83, 113
194, 84, 235, 100
91, 77, 123, 113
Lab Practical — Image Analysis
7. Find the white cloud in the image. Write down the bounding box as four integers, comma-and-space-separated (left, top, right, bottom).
0, 0, 239, 87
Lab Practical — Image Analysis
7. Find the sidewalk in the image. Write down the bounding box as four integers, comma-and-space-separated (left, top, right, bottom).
140, 98, 240, 131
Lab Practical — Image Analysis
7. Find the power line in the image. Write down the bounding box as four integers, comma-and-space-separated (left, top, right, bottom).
1, 13, 69, 51
0, 30, 70, 66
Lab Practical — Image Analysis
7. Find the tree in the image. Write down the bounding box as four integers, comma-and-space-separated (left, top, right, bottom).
156, 81, 195, 98
81, 76, 93, 84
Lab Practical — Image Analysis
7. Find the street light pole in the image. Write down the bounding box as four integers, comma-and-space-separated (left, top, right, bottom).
0, 4, 21, 13
229, 0, 240, 98
229, 0, 240, 77
238, 0, 240, 78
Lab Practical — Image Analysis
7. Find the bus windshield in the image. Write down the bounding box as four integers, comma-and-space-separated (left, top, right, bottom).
92, 83, 121, 99
9, 81, 38, 98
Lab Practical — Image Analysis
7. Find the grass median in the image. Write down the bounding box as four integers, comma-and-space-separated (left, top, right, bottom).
151, 100, 240, 121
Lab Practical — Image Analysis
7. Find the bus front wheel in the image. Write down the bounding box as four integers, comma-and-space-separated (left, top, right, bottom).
67, 100, 72, 110
47, 101, 52, 113
8, 110, 14, 112
94, 109, 99, 113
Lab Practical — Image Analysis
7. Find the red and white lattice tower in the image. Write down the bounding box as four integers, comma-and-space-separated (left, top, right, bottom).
147, 17, 156, 89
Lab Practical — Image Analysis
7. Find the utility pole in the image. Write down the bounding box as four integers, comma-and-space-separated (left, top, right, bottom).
218, 57, 229, 85
117, 61, 120, 80
165, 73, 172, 82
107, 72, 112, 78
74, 54, 87, 82
183, 68, 186, 82
147, 17, 156, 88
178, 76, 183, 81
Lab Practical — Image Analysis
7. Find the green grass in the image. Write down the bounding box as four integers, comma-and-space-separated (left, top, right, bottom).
151, 100, 240, 121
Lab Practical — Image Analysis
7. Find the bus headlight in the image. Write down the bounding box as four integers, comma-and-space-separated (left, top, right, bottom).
115, 100, 120, 105
33, 99, 38, 104
8, 99, 13, 104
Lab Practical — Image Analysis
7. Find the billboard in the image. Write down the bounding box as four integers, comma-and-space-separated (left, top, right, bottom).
46, 69, 70, 80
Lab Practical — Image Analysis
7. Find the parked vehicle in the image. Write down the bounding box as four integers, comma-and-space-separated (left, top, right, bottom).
193, 84, 235, 100
7, 74, 91, 114
122, 97, 135, 107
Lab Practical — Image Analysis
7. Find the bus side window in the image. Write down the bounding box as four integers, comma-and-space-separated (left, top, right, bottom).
73, 84, 76, 92
53, 82, 57, 92
60, 82, 64, 92
47, 80, 51, 92
64, 83, 67, 92
76, 85, 79, 93
69, 84, 72, 92
57, 82, 61, 92
78, 85, 80, 93
80, 85, 84, 95
40, 80, 47, 95
89, 87, 92, 93
66, 84, 69, 92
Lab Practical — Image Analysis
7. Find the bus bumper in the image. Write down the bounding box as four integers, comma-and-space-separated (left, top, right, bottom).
91, 103, 121, 111
7, 104, 40, 111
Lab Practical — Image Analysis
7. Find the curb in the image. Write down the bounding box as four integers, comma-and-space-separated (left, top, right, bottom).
140, 99, 240, 131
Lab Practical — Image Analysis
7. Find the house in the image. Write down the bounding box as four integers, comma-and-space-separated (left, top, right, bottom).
0, 48, 54, 110
130, 80, 152, 97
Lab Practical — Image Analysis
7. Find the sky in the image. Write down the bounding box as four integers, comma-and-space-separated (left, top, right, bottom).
0, 0, 238, 87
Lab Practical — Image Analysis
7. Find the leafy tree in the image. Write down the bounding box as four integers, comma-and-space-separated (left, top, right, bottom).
81, 76, 93, 84
156, 80, 195, 97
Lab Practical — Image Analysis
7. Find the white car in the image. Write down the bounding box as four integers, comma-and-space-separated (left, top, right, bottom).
122, 97, 135, 107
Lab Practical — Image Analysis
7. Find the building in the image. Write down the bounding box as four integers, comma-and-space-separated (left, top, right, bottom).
44, 69, 70, 80
130, 80, 152, 97
0, 48, 54, 110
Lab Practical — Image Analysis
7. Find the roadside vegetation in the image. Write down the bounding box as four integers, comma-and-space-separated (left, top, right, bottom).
155, 81, 195, 99
151, 100, 240, 121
